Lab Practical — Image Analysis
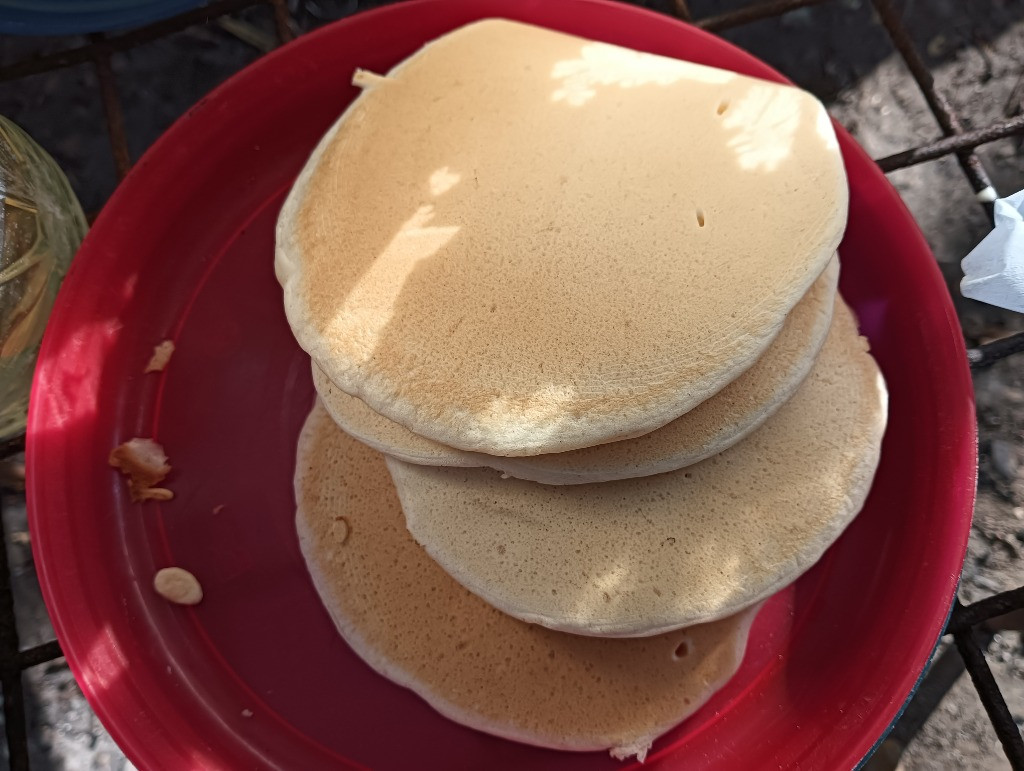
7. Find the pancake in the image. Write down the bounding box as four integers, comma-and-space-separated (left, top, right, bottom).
388, 300, 887, 637
314, 255, 839, 482
276, 18, 848, 456
295, 400, 759, 761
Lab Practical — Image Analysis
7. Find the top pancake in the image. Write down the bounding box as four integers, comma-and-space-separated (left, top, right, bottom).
276, 18, 848, 456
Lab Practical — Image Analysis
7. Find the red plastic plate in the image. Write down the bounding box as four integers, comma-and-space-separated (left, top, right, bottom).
27, 2, 977, 769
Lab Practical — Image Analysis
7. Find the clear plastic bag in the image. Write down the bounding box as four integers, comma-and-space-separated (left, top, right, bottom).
0, 117, 87, 441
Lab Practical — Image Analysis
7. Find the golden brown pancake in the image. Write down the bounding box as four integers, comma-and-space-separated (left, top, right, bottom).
276, 19, 848, 456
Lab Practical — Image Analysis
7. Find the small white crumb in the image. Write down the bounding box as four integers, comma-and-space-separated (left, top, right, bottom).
241, 709, 253, 718
154, 567, 203, 605
352, 68, 390, 89
144, 340, 175, 373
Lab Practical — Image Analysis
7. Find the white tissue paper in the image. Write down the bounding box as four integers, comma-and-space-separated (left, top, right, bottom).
961, 189, 1024, 313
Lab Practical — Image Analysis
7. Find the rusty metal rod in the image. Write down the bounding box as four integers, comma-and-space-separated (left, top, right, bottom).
0, 492, 29, 771
17, 640, 63, 670
870, 0, 995, 199
698, 0, 831, 32
671, 0, 693, 22
0, 436, 24, 460
969, 333, 1024, 370
877, 115, 1024, 172
952, 627, 1024, 768
270, 0, 296, 44
90, 37, 132, 181
949, 587, 1024, 633
0, 0, 264, 82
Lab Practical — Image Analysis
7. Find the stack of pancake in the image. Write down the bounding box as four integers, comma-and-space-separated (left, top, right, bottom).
275, 19, 888, 762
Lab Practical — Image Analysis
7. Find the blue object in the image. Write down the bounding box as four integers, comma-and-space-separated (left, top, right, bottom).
0, 0, 211, 36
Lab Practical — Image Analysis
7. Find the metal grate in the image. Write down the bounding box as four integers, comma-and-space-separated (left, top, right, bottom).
1, 0, 1023, 768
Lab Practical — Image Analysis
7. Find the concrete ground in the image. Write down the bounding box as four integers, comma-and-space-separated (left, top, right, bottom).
0, 0, 1022, 768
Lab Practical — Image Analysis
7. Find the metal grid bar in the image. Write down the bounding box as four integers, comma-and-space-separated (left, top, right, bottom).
877, 114, 1024, 172
0, 438, 23, 460
970, 333, 1024, 370
16, 642, 61, 671
1, 0, 1024, 769
89, 35, 132, 181
0, 493, 28, 771
870, 0, 997, 203
950, 587, 1024, 633
670, 0, 692, 22
0, 0, 268, 82
269, 0, 296, 43
696, 0, 831, 32
953, 625, 1024, 766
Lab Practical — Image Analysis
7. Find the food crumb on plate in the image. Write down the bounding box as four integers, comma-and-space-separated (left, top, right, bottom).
144, 340, 175, 373
153, 567, 203, 605
109, 438, 174, 502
